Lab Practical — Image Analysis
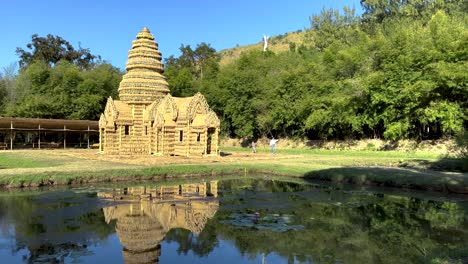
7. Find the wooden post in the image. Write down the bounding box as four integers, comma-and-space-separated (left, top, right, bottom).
87, 126, 90, 149
9, 122, 13, 150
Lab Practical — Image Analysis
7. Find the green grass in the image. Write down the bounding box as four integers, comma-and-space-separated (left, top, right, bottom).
222, 146, 442, 159
0, 153, 63, 169
0, 163, 251, 187
0, 148, 466, 194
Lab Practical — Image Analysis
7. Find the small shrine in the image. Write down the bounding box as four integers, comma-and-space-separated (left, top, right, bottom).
99, 27, 220, 156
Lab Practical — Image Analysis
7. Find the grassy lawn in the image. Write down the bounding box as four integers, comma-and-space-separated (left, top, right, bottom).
0, 148, 466, 193
222, 146, 442, 159
0, 152, 65, 169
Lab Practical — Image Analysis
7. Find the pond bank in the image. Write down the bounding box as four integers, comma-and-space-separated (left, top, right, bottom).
0, 149, 467, 194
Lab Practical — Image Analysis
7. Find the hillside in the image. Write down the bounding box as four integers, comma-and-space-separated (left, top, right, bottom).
218, 30, 307, 66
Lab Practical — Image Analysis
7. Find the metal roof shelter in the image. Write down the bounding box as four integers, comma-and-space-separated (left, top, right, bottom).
0, 117, 99, 150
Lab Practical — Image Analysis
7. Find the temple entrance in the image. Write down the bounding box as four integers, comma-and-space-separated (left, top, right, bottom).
206, 128, 215, 154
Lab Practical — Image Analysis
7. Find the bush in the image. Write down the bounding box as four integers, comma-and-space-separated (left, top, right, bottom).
454, 131, 468, 170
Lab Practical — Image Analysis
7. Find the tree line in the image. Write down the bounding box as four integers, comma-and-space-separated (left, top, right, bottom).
166, 0, 467, 140
0, 0, 466, 141
0, 34, 122, 120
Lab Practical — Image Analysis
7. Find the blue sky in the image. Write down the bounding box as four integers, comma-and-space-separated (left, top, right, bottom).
1, 0, 362, 71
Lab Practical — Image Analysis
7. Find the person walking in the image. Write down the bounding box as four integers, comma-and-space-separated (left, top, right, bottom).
269, 138, 278, 154
251, 141, 257, 153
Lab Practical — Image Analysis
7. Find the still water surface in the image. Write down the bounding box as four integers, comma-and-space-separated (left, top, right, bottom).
0, 177, 466, 263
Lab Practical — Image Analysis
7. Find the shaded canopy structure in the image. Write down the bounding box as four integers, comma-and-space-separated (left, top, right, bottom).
0, 117, 98, 149
99, 27, 220, 156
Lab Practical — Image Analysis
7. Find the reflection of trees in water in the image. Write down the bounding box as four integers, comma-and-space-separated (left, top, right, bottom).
100, 181, 219, 264
0, 179, 466, 263
211, 179, 468, 263
217, 178, 312, 195
164, 224, 218, 257
0, 182, 219, 264
0, 191, 114, 263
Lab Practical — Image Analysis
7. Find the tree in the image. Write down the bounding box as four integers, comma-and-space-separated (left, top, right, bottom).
307, 6, 360, 51
165, 43, 218, 80
165, 42, 219, 99
360, 0, 467, 24
6, 33, 122, 120
16, 34, 100, 69
193, 43, 218, 79
7, 61, 122, 120
0, 63, 18, 114
0, 77, 7, 114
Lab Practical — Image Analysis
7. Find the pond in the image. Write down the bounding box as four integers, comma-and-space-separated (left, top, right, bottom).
0, 177, 466, 263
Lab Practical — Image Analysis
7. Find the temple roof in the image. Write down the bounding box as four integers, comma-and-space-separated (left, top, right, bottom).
172, 97, 193, 120
113, 101, 133, 124
118, 27, 170, 104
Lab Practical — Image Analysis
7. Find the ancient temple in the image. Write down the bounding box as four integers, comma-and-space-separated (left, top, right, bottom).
99, 27, 220, 156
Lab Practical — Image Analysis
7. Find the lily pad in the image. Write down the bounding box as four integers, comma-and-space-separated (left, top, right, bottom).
222, 213, 304, 232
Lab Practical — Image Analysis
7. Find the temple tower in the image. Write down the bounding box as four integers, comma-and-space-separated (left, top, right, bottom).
118, 27, 169, 147
118, 27, 170, 103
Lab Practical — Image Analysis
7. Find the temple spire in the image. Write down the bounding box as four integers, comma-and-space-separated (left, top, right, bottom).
118, 27, 170, 104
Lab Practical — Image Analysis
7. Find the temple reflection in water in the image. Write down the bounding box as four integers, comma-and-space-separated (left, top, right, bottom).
98, 181, 219, 264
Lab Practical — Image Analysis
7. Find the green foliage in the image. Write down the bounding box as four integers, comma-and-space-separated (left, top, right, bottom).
16, 34, 99, 69
202, 2, 467, 140
383, 120, 409, 140
207, 179, 468, 263
360, 0, 464, 23
4, 60, 122, 120
164, 43, 219, 96
453, 130, 468, 171
165, 67, 195, 97
0, 63, 18, 115
0, 78, 7, 114
307, 6, 360, 50
180, 3, 466, 140
1, 34, 122, 120
5, 3, 466, 141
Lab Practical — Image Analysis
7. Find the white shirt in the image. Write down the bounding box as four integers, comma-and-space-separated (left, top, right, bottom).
269, 139, 278, 146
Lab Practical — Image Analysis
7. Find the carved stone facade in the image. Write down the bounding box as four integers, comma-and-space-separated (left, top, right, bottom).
99, 28, 220, 156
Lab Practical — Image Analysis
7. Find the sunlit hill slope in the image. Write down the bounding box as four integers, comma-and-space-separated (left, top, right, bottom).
218, 30, 307, 66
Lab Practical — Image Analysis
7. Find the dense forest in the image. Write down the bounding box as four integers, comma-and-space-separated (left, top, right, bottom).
0, 0, 466, 141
